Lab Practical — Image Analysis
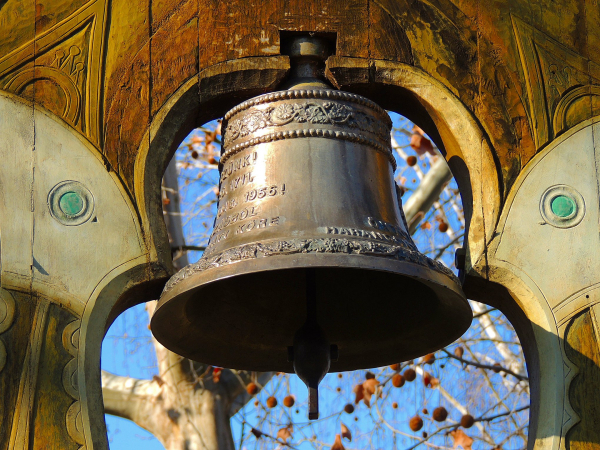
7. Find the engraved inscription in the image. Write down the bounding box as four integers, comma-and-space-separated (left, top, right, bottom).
217, 184, 286, 218
206, 216, 280, 252
235, 216, 281, 235
217, 198, 239, 218
322, 217, 415, 250
324, 226, 411, 246
207, 230, 230, 247
229, 172, 255, 191
220, 151, 258, 181
244, 184, 286, 202
366, 217, 407, 237
213, 206, 261, 234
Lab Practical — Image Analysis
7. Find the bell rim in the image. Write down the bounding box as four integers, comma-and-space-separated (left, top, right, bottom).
151, 252, 471, 373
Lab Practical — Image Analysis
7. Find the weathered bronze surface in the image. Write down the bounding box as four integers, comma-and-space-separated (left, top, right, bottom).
151, 84, 471, 375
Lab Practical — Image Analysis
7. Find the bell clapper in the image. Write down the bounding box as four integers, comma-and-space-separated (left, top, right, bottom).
290, 268, 336, 420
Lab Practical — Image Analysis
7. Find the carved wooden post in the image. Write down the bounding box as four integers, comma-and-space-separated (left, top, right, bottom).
0, 0, 599, 449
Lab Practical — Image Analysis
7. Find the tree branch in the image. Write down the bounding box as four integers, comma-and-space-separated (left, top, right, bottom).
441, 349, 528, 381
471, 302, 526, 379
403, 156, 453, 234
101, 370, 160, 421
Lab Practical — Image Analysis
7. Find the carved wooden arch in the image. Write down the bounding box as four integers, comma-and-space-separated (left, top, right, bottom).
3, 0, 600, 448
81, 261, 168, 448
132, 56, 292, 274
5, 67, 81, 124
474, 117, 600, 450
0, 90, 169, 450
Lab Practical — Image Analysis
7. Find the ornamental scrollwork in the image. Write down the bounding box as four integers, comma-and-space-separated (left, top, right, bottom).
163, 237, 458, 293
224, 101, 390, 147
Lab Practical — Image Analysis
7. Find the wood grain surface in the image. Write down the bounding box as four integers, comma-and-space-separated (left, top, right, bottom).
1, 1, 600, 449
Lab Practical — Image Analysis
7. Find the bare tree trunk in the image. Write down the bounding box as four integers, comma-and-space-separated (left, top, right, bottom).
102, 327, 269, 450
162, 158, 189, 271
102, 363, 238, 450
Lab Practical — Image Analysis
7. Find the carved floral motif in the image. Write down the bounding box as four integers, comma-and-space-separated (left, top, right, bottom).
547, 64, 574, 99
163, 237, 458, 293
224, 100, 390, 147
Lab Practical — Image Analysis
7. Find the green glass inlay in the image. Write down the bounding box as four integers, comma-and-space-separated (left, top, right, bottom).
59, 191, 83, 216
551, 195, 576, 218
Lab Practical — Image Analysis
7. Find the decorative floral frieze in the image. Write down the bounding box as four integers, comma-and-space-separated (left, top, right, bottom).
163, 237, 458, 293
224, 100, 390, 147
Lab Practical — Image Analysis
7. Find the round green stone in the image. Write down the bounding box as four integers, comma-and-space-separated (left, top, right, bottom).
551, 195, 576, 218
59, 191, 84, 216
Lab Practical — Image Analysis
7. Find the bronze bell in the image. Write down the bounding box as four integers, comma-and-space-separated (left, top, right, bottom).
151, 36, 471, 419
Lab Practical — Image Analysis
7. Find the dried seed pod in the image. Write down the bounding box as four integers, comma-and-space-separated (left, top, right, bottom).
409, 416, 424, 431
423, 372, 432, 387
331, 434, 345, 450
266, 396, 277, 408
403, 368, 417, 382
433, 406, 448, 422
283, 395, 295, 407
407, 155, 418, 166
461, 414, 475, 428
392, 374, 405, 388
423, 353, 435, 364
246, 382, 259, 395
341, 423, 352, 441
344, 403, 355, 414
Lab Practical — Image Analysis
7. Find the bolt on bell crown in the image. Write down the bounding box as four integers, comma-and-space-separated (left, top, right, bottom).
151, 35, 471, 379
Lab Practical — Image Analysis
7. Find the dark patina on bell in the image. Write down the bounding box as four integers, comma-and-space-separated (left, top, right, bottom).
151, 36, 471, 419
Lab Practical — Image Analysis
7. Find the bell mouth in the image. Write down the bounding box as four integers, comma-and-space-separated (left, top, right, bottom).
151, 253, 471, 373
